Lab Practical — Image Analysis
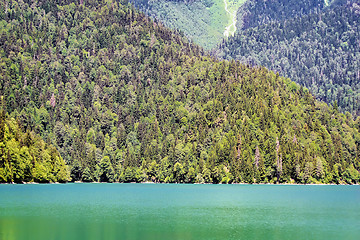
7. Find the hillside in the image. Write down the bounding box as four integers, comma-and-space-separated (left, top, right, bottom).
131, 0, 246, 49
236, 0, 327, 30
216, 1, 360, 116
1, 0, 360, 184
130, 0, 335, 49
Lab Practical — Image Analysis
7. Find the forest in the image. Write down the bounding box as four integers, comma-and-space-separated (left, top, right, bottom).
130, 0, 360, 115
0, 97, 69, 183
130, 0, 238, 49
0, 0, 360, 184
236, 0, 326, 30
216, 0, 360, 116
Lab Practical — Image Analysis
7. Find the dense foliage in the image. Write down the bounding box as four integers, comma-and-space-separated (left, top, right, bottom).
1, 0, 360, 184
216, 1, 360, 116
236, 0, 326, 30
0, 98, 69, 183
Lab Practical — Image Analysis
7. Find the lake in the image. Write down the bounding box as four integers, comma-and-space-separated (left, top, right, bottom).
0, 184, 359, 240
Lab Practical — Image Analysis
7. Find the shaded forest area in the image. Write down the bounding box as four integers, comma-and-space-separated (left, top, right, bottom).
216, 0, 360, 116
236, 0, 326, 30
0, 0, 360, 184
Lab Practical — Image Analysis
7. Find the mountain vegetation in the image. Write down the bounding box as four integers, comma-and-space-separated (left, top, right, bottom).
236, 0, 327, 30
130, 0, 333, 49
1, 0, 360, 184
131, 0, 246, 49
0, 98, 69, 183
216, 0, 360, 116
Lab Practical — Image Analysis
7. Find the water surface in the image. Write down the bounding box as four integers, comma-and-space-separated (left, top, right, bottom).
0, 184, 359, 240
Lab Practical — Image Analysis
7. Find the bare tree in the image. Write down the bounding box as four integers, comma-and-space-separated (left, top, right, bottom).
276, 137, 282, 183
254, 145, 260, 169
50, 93, 56, 108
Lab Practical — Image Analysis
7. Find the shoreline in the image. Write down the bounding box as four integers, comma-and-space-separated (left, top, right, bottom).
1, 181, 358, 186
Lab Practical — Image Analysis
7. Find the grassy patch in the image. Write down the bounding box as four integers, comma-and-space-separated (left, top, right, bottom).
137, 0, 247, 49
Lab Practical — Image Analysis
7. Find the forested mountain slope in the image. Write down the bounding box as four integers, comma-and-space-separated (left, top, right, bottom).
130, 0, 330, 49
216, 1, 360, 116
236, 0, 328, 30
1, 0, 360, 184
131, 0, 246, 49
0, 98, 69, 183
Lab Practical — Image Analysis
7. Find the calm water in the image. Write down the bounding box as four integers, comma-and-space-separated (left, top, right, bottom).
0, 184, 359, 240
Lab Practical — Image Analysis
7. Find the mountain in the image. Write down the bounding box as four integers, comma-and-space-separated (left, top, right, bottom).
236, 0, 328, 30
128, 0, 360, 115
129, 0, 336, 50
1, 0, 360, 184
130, 0, 247, 49
216, 0, 360, 116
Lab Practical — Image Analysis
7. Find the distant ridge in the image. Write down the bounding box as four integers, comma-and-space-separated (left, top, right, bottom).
216, 0, 360, 116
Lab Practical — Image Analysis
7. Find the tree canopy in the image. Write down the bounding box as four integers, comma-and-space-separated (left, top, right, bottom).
0, 97, 69, 183
0, 0, 360, 184
216, 0, 360, 116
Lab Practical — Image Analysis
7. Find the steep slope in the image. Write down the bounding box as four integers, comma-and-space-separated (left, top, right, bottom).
131, 0, 246, 49
216, 1, 360, 115
1, 0, 360, 184
236, 0, 327, 30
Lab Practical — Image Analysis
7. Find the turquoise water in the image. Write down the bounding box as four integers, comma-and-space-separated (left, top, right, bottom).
0, 184, 359, 240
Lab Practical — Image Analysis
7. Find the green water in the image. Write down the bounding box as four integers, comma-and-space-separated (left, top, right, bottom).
0, 184, 359, 240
